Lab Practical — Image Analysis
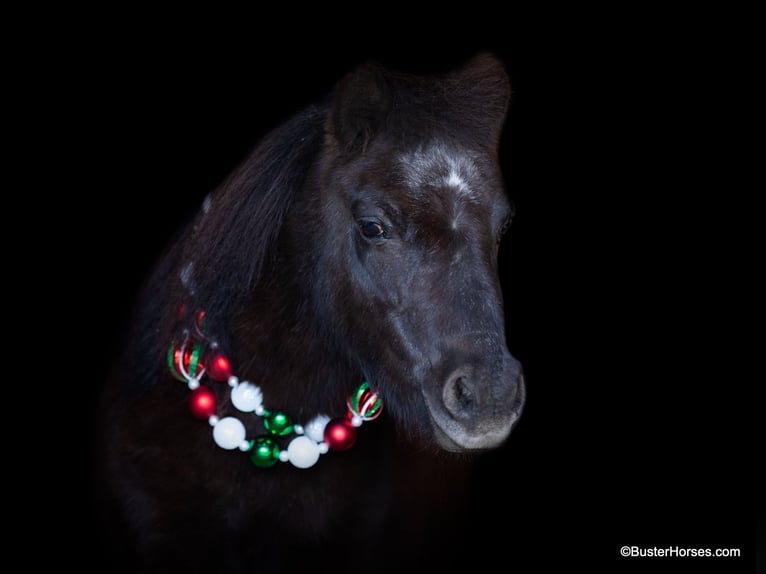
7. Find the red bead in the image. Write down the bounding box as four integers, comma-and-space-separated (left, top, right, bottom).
206, 353, 233, 381
189, 386, 216, 419
324, 418, 357, 451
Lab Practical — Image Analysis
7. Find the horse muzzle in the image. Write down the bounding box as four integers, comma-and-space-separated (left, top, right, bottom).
424, 355, 526, 452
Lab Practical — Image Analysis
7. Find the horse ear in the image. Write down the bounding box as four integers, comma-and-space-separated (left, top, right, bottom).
329, 63, 392, 155
449, 52, 511, 149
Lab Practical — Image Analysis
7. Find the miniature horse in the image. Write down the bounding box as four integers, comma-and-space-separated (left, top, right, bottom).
97, 52, 525, 573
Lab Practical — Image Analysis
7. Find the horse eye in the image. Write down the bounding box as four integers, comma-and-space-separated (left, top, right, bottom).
359, 220, 386, 239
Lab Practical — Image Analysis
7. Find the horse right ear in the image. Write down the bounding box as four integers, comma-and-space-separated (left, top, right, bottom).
329, 63, 392, 156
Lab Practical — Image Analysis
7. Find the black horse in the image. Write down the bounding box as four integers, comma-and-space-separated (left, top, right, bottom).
96, 52, 525, 572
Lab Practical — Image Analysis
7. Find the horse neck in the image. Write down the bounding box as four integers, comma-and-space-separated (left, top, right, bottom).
229, 257, 357, 423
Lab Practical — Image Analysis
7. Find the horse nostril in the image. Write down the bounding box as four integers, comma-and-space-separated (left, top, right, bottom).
453, 377, 473, 410
443, 371, 477, 420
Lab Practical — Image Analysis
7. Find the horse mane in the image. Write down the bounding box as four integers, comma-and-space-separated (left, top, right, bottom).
178, 101, 328, 327
121, 101, 329, 388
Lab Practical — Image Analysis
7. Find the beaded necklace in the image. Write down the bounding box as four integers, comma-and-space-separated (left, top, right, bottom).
168, 309, 383, 469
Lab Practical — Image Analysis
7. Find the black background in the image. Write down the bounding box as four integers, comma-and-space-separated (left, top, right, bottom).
36, 9, 753, 573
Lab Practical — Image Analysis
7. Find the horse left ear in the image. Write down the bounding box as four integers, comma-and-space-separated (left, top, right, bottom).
328, 63, 392, 156
449, 52, 511, 149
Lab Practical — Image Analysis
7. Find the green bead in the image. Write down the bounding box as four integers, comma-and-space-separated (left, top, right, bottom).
348, 381, 383, 419
167, 340, 203, 383
263, 411, 294, 436
249, 437, 280, 468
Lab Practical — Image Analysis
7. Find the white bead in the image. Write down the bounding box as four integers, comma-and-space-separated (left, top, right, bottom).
350, 415, 363, 427
318, 442, 329, 454
209, 415, 219, 426
286, 436, 321, 468
294, 424, 304, 435
279, 451, 289, 462
304, 415, 330, 442
238, 440, 251, 452
228, 376, 239, 388
231, 382, 263, 413
255, 405, 265, 416
187, 379, 200, 390
212, 417, 246, 450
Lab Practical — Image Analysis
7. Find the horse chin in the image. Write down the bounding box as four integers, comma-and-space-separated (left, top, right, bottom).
428, 414, 515, 453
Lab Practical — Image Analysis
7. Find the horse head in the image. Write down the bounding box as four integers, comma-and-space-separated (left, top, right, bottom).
306, 53, 526, 452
